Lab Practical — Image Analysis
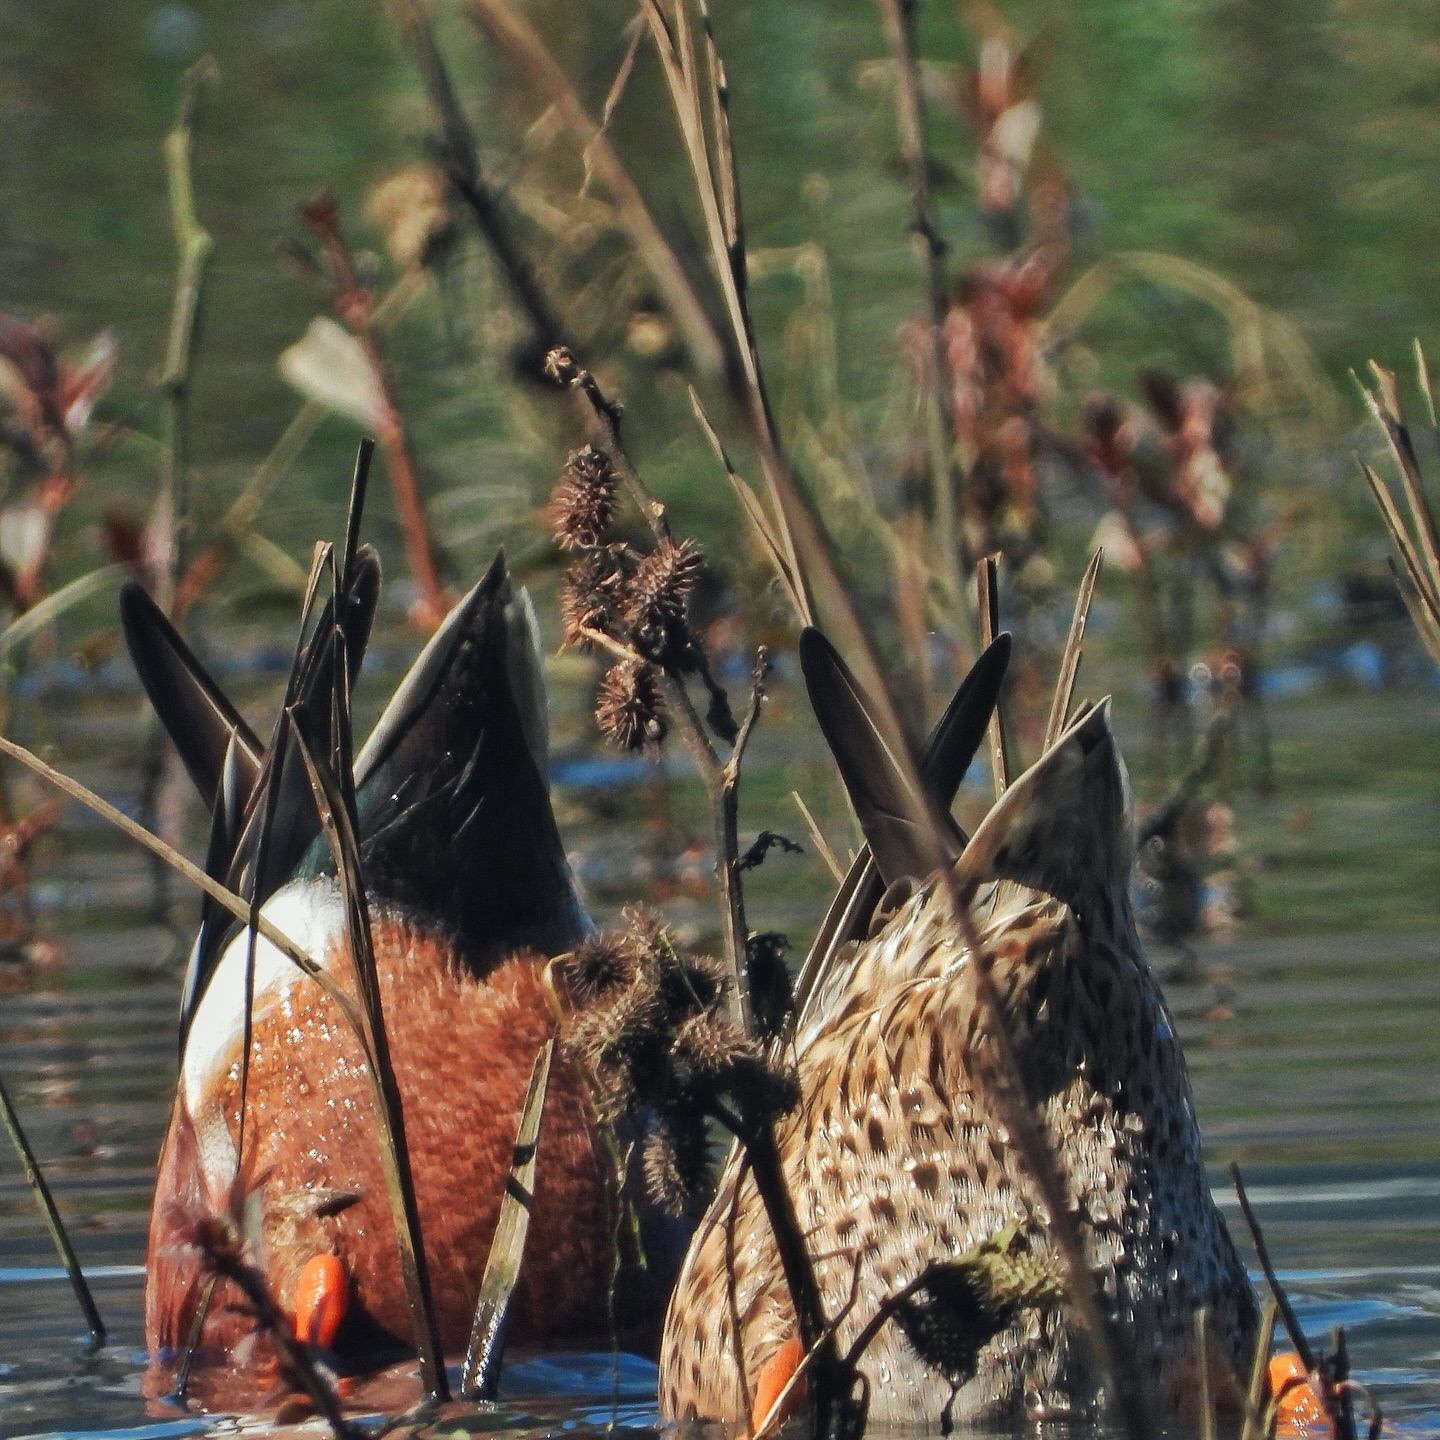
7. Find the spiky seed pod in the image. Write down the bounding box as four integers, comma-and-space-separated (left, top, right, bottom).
624, 538, 704, 657
549, 445, 619, 552
642, 1121, 688, 1215
559, 545, 635, 652
641, 1113, 712, 1216
596, 658, 666, 751
672, 1010, 753, 1079
555, 935, 634, 1004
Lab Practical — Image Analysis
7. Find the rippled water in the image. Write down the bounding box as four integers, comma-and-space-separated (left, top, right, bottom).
1, 664, 1439, 1440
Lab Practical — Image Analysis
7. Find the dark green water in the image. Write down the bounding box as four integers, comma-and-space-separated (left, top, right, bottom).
3, 1, 1440, 1436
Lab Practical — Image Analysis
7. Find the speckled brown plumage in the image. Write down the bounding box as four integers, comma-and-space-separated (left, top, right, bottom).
659, 704, 1255, 1427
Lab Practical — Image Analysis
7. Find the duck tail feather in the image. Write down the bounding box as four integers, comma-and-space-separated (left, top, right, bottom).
791, 632, 1011, 1023
119, 582, 263, 808
799, 627, 962, 889
958, 697, 1134, 915
504, 583, 551, 781
350, 551, 592, 969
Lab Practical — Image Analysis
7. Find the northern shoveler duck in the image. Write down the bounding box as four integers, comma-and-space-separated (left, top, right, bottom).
659, 629, 1257, 1428
126, 548, 665, 1392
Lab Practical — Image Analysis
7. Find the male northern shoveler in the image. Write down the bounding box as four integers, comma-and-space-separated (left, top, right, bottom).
126, 551, 661, 1390
659, 629, 1256, 1428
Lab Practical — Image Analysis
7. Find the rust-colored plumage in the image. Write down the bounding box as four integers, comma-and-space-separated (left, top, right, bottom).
125, 548, 660, 1400
146, 923, 610, 1371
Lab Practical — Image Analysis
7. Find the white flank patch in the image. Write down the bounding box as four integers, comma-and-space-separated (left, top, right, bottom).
181, 877, 347, 1118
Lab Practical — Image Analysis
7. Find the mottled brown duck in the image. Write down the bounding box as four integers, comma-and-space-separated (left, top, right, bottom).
659, 629, 1256, 1428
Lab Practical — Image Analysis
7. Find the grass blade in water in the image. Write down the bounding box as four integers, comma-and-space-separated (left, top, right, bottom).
0, 1072, 105, 1343
291, 717, 449, 1401
460, 1038, 554, 1400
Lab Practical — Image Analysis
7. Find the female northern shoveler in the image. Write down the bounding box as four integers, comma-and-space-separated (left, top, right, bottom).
126, 553, 662, 1390
659, 629, 1256, 1428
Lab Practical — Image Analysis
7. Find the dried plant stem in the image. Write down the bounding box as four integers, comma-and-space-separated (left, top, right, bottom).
872, 0, 964, 591
0, 1072, 105, 1344
977, 555, 1013, 793
1229, 1162, 1314, 1370
176, 272, 424, 613
461, 1039, 553, 1399
464, 0, 724, 378
292, 720, 449, 1401
1045, 550, 1103, 749
156, 55, 217, 616
303, 197, 446, 630
1239, 1300, 1279, 1440
141, 55, 217, 935
791, 789, 844, 883
0, 734, 374, 1058
199, 1239, 358, 1440
390, 0, 571, 353
714, 1106, 854, 1436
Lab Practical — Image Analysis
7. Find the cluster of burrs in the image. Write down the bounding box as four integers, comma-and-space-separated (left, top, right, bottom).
883, 1225, 1067, 1393
548, 444, 733, 751
554, 906, 797, 1214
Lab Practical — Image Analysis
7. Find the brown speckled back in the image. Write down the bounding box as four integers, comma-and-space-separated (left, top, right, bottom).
659, 705, 1255, 1427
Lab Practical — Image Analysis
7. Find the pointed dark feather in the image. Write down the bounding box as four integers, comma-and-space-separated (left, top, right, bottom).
793, 632, 1012, 1023
341, 554, 592, 972
119, 583, 263, 810
225, 546, 381, 912
800, 627, 955, 889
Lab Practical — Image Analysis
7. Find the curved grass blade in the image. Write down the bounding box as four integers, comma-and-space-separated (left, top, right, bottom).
0, 564, 129, 659
1044, 548, 1103, 750
0, 1072, 105, 1344
460, 1039, 554, 1400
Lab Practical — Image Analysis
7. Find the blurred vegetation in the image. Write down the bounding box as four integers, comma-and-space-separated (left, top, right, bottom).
1, 0, 1439, 945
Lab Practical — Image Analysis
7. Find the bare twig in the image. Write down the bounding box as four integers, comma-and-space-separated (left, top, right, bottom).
196, 1233, 358, 1440
977, 554, 1013, 793
175, 271, 426, 614
1229, 1162, 1314, 1370
389, 0, 571, 353
301, 194, 446, 630
465, 0, 725, 378
872, 0, 965, 594
0, 1073, 105, 1344
156, 55, 218, 616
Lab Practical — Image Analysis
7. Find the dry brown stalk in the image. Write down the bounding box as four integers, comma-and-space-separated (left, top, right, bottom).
872, 0, 965, 599
389, 0, 572, 354
300, 194, 447, 630
465, 0, 725, 379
